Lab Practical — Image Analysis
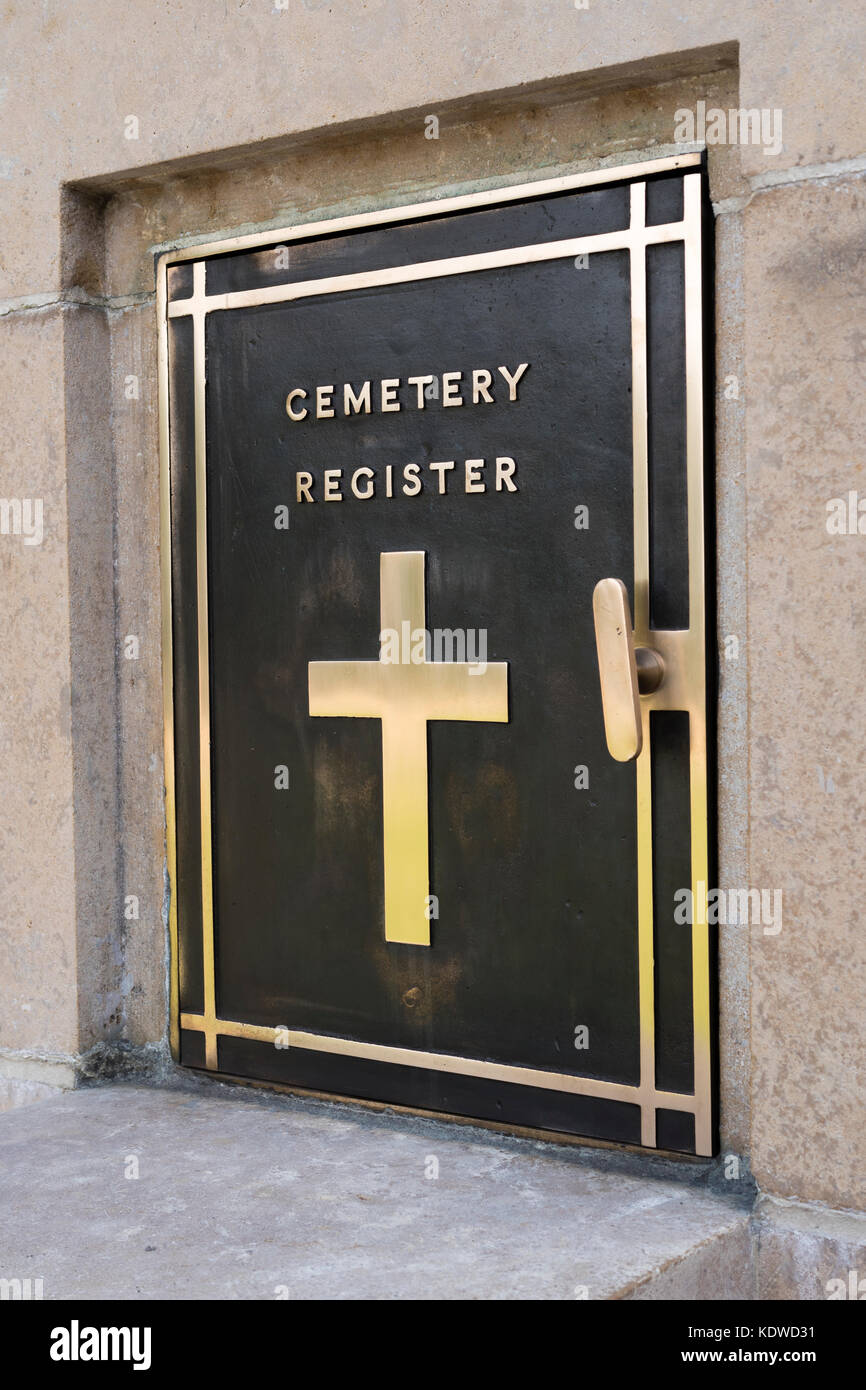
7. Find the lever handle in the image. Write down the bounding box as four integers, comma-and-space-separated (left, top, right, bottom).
592, 578, 665, 762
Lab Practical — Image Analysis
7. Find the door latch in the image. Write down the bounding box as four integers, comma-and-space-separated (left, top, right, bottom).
592, 577, 665, 762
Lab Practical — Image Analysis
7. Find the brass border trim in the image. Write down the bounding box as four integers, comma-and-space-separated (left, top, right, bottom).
168, 222, 687, 320
158, 152, 712, 1152
178, 1011, 697, 1115
157, 245, 179, 1060
628, 180, 657, 1149
684, 172, 712, 1157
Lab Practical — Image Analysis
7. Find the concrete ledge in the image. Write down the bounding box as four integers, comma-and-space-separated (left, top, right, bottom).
625, 1222, 755, 1300
0, 1050, 76, 1112
754, 1195, 866, 1300
0, 1075, 71, 1113
0, 1083, 753, 1300
0, 1042, 172, 1114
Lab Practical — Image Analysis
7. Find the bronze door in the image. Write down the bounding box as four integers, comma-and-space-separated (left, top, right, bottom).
160, 154, 715, 1154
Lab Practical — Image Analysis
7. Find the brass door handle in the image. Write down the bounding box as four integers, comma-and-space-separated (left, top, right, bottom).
592, 578, 665, 762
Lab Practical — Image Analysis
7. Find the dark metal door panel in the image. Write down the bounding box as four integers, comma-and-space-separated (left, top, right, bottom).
159, 155, 715, 1154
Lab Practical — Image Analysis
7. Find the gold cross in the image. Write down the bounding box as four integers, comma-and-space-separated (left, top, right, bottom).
308, 551, 509, 945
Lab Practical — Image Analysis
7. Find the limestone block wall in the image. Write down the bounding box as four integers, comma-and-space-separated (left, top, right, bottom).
0, 3, 864, 1254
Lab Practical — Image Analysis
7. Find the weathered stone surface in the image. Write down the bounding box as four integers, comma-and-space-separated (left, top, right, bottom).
100, 68, 744, 299
62, 302, 123, 1054
626, 1222, 754, 1300
0, 1077, 65, 1112
743, 174, 866, 1212
0, 1083, 751, 1300
714, 204, 750, 1158
0, 302, 125, 1074
107, 305, 166, 1048
4, 2, 865, 295
0, 310, 78, 1059
0, 1051, 75, 1114
754, 1195, 866, 1301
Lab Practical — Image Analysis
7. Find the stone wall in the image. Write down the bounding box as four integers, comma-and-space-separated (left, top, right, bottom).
0, 3, 864, 1274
